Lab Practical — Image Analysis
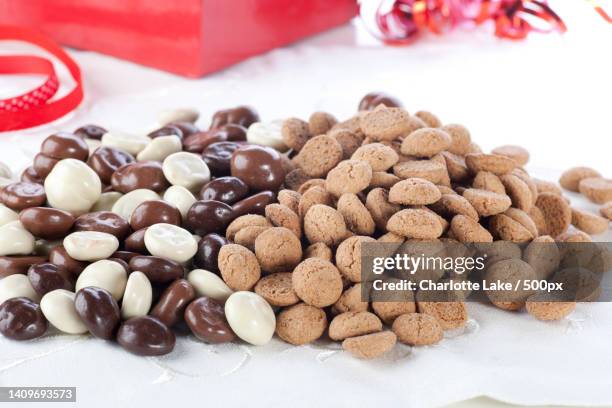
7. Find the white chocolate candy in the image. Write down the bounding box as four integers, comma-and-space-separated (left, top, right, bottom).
162, 152, 211, 193
63, 231, 119, 261
0, 203, 19, 227
225, 291, 275, 346
0, 220, 36, 256
0, 177, 13, 188
0, 274, 40, 305
136, 135, 182, 162
111, 189, 160, 220
144, 223, 197, 263
163, 185, 196, 220
76, 260, 127, 300
121, 271, 152, 319
44, 159, 102, 215
91, 191, 123, 212
157, 108, 199, 126
102, 131, 151, 155
0, 161, 12, 179
187, 269, 233, 303
247, 121, 288, 152
40, 289, 88, 334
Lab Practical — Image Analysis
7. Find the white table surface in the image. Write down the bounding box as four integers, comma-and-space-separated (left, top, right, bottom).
1, 3, 612, 407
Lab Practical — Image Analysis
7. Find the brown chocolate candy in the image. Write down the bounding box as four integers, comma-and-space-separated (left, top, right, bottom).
111, 161, 169, 193
74, 211, 130, 240
148, 125, 184, 140
130, 200, 181, 231
232, 191, 275, 218
32, 153, 59, 178
198, 177, 249, 205
19, 207, 75, 240
184, 297, 235, 343
117, 316, 175, 356
183, 125, 246, 154
128, 256, 184, 284
75, 287, 120, 340
150, 279, 196, 327
28, 263, 74, 296
202, 141, 244, 176
124, 229, 148, 254
0, 256, 48, 278
0, 297, 48, 341
358, 92, 403, 111
20, 167, 43, 184
193, 233, 229, 273
230, 145, 285, 192
87, 146, 135, 184
74, 124, 107, 140
169, 121, 199, 137
48, 246, 87, 277
110, 251, 139, 264
210, 106, 259, 129
186, 200, 233, 236
40, 132, 89, 161
0, 182, 46, 211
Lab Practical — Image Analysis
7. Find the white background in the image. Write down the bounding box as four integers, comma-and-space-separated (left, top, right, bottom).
1, 1, 612, 407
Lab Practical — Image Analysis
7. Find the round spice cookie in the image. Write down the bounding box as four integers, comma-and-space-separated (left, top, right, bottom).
372, 300, 416, 325
254, 272, 299, 307
325, 160, 373, 197
578, 177, 612, 204
292, 258, 343, 307
351, 143, 399, 172
441, 124, 471, 156
293, 134, 343, 178
304, 242, 333, 262
601, 202, 612, 221
571, 208, 609, 235
532, 178, 562, 196
388, 177, 441, 205
335, 236, 376, 283
304, 204, 348, 247
308, 111, 337, 136
415, 110, 442, 128
277, 189, 301, 215
328, 311, 382, 341
330, 129, 364, 159
392, 313, 443, 346
392, 160, 448, 185
450, 214, 493, 243
281, 118, 310, 152
416, 301, 468, 330
234, 225, 270, 251
370, 171, 401, 189
462, 188, 512, 217
386, 209, 444, 240
500, 173, 533, 212
489, 214, 534, 243
526, 294, 576, 321
254, 227, 302, 273
535, 192, 571, 238
430, 193, 479, 221
559, 167, 601, 192
284, 168, 311, 191
484, 258, 536, 306
465, 153, 517, 176
336, 193, 376, 236
365, 188, 401, 230
333, 283, 369, 314
400, 128, 451, 158
342, 331, 397, 360
297, 178, 326, 195
359, 106, 412, 141
529, 205, 548, 236
297, 186, 334, 218
472, 171, 506, 195
491, 145, 530, 166
226, 214, 271, 241
441, 151, 470, 183
275, 303, 327, 345
218, 244, 261, 291
504, 207, 538, 237
523, 235, 560, 280
265, 203, 301, 238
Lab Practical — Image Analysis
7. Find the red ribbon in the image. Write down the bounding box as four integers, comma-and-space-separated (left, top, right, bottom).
0, 26, 83, 132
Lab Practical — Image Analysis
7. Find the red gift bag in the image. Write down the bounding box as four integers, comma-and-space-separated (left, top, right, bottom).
0, 0, 357, 77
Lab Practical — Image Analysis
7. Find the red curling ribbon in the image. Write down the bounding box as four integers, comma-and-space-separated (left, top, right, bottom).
0, 25, 83, 132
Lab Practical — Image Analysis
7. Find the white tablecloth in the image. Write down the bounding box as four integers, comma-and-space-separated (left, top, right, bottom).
1, 4, 611, 406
